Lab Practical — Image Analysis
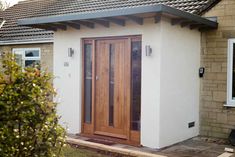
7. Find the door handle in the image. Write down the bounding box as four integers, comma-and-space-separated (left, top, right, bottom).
96, 76, 99, 80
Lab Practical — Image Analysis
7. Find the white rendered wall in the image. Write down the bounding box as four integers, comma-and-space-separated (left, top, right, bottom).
158, 18, 200, 148
53, 18, 161, 148
53, 17, 200, 149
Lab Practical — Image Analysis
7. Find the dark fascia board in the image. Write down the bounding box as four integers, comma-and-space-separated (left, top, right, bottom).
18, 4, 218, 28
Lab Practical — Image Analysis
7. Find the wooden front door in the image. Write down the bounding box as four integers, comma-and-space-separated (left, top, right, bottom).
94, 39, 131, 139
82, 36, 141, 145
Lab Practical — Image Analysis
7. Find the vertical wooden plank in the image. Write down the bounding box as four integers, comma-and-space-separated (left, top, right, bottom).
94, 40, 100, 132
95, 40, 110, 133
81, 39, 85, 134
113, 40, 117, 129
126, 38, 132, 141
91, 39, 96, 134
104, 41, 110, 128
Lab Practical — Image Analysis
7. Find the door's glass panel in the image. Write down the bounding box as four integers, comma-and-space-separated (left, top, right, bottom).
25, 50, 39, 57
84, 44, 92, 123
109, 44, 115, 126
131, 40, 141, 131
233, 43, 235, 99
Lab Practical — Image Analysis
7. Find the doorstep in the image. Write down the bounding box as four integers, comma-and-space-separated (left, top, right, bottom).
66, 137, 166, 157
67, 135, 235, 157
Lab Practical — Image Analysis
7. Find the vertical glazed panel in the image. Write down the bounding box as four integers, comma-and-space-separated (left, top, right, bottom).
84, 44, 92, 123
109, 44, 115, 126
131, 40, 142, 131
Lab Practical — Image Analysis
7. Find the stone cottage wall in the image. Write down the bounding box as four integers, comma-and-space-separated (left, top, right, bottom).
201, 0, 235, 138
0, 43, 53, 73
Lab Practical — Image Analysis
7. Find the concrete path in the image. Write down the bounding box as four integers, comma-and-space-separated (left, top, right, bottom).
157, 137, 235, 157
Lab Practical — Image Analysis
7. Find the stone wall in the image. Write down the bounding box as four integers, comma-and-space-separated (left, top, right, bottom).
201, 0, 235, 138
0, 43, 53, 73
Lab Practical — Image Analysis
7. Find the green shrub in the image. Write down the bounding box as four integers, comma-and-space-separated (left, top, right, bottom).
0, 54, 66, 157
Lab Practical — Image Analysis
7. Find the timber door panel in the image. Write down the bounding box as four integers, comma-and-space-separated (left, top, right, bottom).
82, 36, 141, 145
94, 39, 130, 139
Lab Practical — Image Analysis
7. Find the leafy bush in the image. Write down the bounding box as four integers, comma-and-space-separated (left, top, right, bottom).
0, 54, 66, 157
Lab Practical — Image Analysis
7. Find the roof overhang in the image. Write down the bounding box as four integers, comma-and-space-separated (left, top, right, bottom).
18, 4, 218, 31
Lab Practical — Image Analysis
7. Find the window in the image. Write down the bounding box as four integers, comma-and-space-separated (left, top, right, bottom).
84, 42, 92, 123
109, 43, 115, 126
12, 48, 41, 68
131, 38, 141, 131
227, 39, 235, 106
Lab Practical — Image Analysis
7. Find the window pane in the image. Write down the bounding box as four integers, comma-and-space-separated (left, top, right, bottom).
84, 44, 92, 123
13, 50, 23, 66
15, 53, 23, 66
25, 50, 39, 57
131, 40, 141, 131
109, 44, 115, 126
25, 60, 40, 67
233, 43, 235, 99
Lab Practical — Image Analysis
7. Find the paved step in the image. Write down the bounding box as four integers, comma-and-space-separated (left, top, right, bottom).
67, 137, 166, 157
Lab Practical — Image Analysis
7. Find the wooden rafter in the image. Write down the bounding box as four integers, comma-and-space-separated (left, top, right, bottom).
90, 19, 110, 28
171, 18, 185, 25
126, 15, 143, 25
73, 20, 94, 28
190, 23, 204, 30
155, 14, 161, 23
51, 23, 67, 30
181, 21, 192, 27
33, 24, 57, 31
64, 21, 81, 29
105, 17, 125, 26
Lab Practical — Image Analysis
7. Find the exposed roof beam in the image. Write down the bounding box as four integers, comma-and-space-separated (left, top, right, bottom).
73, 20, 94, 28
171, 18, 185, 25
190, 24, 204, 30
32, 24, 57, 31
64, 21, 80, 29
91, 19, 109, 28
105, 17, 125, 26
126, 15, 143, 25
198, 26, 211, 31
181, 21, 192, 27
155, 14, 161, 23
51, 23, 67, 30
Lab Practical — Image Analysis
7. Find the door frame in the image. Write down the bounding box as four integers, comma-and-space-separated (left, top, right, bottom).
81, 35, 141, 146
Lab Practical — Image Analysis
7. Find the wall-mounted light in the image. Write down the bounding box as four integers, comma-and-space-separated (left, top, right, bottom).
68, 48, 75, 57
199, 67, 205, 78
145, 45, 152, 56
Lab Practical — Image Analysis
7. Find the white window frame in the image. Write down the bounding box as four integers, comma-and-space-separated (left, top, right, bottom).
12, 48, 41, 68
226, 39, 235, 107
